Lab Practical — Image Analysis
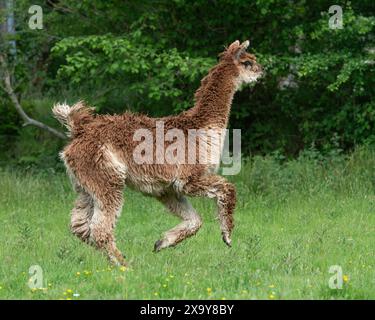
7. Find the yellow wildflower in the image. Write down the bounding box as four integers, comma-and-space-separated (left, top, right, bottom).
206, 287, 212, 294
343, 275, 349, 283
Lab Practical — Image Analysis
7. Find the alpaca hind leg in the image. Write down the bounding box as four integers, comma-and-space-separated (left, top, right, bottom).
70, 188, 94, 242
154, 194, 202, 252
182, 175, 236, 247
63, 145, 127, 265
89, 187, 126, 266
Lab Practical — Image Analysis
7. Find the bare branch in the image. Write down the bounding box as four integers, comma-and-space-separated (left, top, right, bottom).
0, 53, 67, 140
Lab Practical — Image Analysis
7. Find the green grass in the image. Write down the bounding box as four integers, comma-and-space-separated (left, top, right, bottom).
0, 147, 374, 300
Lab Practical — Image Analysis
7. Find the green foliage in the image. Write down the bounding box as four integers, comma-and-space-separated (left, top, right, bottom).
0, 0, 374, 166
235, 145, 375, 203
0, 98, 64, 168
0, 98, 21, 153
52, 34, 213, 112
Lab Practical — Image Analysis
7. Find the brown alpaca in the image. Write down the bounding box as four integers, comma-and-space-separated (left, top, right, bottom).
53, 40, 262, 266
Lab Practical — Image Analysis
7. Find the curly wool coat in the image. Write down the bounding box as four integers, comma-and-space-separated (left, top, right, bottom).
52, 40, 262, 266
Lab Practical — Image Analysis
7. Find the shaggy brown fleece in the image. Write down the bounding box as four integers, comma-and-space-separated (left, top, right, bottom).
53, 40, 262, 266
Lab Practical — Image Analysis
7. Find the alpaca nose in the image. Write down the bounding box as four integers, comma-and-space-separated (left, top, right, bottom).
254, 63, 263, 73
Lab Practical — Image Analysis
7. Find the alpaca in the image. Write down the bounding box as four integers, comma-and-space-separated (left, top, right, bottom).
53, 40, 263, 266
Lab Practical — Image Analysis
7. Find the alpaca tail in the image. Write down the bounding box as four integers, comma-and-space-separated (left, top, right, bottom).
52, 101, 95, 137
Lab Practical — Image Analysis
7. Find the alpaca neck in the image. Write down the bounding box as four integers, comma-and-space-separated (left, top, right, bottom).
190, 64, 237, 128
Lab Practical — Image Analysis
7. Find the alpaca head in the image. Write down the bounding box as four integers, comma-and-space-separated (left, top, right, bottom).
220, 40, 263, 88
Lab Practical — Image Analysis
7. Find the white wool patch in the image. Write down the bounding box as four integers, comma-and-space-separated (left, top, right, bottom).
52, 102, 71, 123
234, 71, 261, 90
103, 146, 128, 179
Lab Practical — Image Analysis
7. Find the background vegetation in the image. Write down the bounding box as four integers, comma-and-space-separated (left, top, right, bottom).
0, 0, 374, 166
0, 1, 374, 300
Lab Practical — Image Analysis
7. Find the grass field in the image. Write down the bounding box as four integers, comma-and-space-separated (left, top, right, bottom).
0, 147, 374, 300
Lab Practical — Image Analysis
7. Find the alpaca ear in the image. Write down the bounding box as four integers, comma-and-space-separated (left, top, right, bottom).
225, 40, 240, 56
228, 40, 240, 51
240, 40, 250, 50
234, 40, 250, 60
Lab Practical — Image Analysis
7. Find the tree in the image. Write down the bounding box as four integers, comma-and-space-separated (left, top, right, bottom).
2, 0, 375, 160
0, 54, 66, 139
0, 0, 65, 139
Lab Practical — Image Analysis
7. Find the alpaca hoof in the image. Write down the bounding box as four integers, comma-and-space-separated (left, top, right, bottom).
110, 256, 127, 267
154, 239, 163, 252
222, 234, 232, 247
108, 251, 127, 267
154, 239, 169, 252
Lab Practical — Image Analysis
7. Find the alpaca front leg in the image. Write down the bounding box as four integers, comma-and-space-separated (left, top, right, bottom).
182, 175, 236, 247
154, 194, 202, 252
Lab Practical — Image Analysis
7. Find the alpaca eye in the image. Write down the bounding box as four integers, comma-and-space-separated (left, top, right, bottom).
242, 61, 253, 67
